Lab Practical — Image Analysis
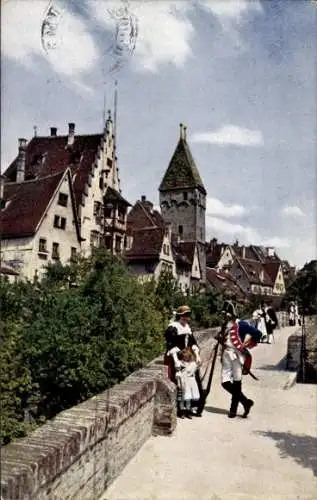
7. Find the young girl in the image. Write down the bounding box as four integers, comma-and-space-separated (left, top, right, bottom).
176, 348, 200, 419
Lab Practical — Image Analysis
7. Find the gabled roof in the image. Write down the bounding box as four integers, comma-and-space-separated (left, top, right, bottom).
4, 133, 103, 209
236, 257, 273, 287
206, 242, 227, 267
127, 199, 165, 234
159, 129, 206, 194
206, 268, 247, 302
177, 241, 196, 266
233, 245, 260, 261
1, 171, 65, 238
125, 227, 164, 261
104, 186, 131, 206
263, 261, 281, 283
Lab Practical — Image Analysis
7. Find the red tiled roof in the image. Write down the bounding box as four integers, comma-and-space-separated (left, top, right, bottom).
177, 241, 196, 265
1, 171, 65, 238
206, 243, 226, 267
125, 227, 164, 261
127, 200, 165, 234
237, 258, 273, 286
4, 134, 103, 209
233, 245, 260, 261
263, 261, 281, 283
206, 268, 247, 302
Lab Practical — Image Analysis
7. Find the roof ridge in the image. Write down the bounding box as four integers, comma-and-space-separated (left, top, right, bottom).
137, 201, 158, 228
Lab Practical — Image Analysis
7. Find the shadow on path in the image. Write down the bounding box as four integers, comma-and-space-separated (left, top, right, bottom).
203, 406, 228, 415
257, 356, 287, 371
255, 430, 317, 477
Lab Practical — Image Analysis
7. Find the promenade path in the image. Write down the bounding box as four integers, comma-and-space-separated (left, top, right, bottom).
103, 326, 317, 500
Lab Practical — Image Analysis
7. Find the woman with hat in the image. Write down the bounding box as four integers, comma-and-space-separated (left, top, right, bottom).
218, 300, 262, 419
164, 305, 202, 417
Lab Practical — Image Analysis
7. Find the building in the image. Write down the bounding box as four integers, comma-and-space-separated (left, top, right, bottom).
206, 239, 287, 298
0, 169, 81, 280
159, 123, 207, 284
126, 195, 202, 292
1, 112, 130, 280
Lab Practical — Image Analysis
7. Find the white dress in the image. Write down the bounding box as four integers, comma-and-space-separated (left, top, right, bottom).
178, 361, 200, 401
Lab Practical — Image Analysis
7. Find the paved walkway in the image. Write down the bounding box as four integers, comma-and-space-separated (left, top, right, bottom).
103, 327, 317, 500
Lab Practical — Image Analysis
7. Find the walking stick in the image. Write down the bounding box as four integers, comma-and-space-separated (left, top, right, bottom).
196, 339, 220, 415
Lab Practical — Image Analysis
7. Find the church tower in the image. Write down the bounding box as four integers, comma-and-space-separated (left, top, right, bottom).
159, 123, 207, 282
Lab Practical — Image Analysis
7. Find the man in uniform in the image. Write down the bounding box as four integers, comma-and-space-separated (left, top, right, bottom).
217, 301, 262, 418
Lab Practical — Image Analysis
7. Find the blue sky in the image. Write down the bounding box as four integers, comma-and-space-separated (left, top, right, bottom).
2, 0, 316, 267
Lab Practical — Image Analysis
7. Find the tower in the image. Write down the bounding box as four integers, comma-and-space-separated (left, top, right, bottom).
159, 123, 207, 281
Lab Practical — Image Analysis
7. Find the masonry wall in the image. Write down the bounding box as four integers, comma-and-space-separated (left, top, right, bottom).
1, 328, 218, 500
2, 316, 290, 500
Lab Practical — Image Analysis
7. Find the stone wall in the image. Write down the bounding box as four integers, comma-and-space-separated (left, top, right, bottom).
1, 328, 218, 500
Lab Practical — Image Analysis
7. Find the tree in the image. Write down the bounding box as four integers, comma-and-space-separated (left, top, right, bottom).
285, 260, 317, 315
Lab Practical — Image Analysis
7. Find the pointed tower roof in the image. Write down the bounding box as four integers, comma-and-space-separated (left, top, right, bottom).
159, 123, 206, 195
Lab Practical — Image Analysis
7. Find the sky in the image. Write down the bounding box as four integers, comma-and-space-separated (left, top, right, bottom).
2, 0, 316, 268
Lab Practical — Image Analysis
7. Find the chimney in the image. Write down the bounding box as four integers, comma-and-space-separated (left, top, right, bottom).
140, 195, 153, 213
0, 175, 5, 203
50, 127, 57, 137
242, 246, 246, 259
67, 122, 75, 146
16, 138, 27, 183
267, 247, 275, 257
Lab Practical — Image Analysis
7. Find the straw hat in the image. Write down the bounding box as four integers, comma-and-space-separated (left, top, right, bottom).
176, 305, 191, 316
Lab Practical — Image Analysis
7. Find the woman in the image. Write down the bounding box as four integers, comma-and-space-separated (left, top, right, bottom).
164, 305, 202, 417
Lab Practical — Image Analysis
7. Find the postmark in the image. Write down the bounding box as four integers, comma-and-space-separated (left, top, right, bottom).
106, 0, 139, 76
41, 1, 63, 54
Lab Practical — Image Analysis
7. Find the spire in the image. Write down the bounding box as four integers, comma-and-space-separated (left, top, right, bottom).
113, 80, 118, 150
159, 123, 206, 194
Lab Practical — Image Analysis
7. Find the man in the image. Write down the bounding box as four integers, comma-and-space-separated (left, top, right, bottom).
263, 301, 278, 344
164, 305, 202, 417
217, 301, 262, 419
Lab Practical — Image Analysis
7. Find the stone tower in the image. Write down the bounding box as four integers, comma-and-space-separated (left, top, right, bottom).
159, 123, 207, 282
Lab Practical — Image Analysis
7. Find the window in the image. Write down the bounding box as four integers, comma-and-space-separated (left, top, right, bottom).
52, 242, 60, 260
58, 193, 68, 207
38, 238, 47, 253
70, 247, 77, 262
107, 158, 113, 167
183, 192, 188, 201
93, 201, 102, 217
178, 225, 183, 236
99, 177, 104, 190
115, 235, 122, 253
104, 206, 112, 219
54, 215, 66, 230
105, 235, 112, 250
90, 231, 100, 247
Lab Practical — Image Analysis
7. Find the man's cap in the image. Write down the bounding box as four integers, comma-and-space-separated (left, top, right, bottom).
222, 300, 236, 317
176, 305, 191, 316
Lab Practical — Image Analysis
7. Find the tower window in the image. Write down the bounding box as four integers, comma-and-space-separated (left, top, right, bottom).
178, 225, 183, 236
183, 192, 188, 201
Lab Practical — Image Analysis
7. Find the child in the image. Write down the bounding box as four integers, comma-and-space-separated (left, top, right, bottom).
176, 347, 200, 419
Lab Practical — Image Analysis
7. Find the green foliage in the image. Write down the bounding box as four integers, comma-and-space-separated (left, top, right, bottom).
285, 260, 317, 315
0, 249, 233, 445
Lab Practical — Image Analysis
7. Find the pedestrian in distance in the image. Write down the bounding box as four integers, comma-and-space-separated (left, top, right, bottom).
262, 301, 278, 344
217, 301, 262, 419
